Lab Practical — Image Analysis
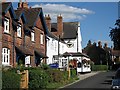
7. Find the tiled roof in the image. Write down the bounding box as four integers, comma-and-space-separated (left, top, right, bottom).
22, 8, 42, 28
51, 23, 57, 32
61, 52, 89, 58
47, 30, 59, 40
62, 22, 78, 39
34, 48, 48, 58
2, 2, 16, 19
15, 10, 26, 24
2, 2, 11, 13
51, 22, 78, 39
15, 10, 23, 19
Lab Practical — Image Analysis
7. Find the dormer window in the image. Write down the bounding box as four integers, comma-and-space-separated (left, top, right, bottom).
17, 24, 22, 37
31, 32, 35, 42
4, 18, 10, 33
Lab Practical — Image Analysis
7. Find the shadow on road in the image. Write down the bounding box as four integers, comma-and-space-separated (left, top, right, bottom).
101, 79, 112, 85
101, 75, 114, 85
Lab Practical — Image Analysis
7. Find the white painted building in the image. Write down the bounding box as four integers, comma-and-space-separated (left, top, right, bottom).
46, 32, 59, 64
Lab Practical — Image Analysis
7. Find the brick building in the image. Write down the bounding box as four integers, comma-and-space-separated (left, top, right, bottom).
2, 2, 48, 67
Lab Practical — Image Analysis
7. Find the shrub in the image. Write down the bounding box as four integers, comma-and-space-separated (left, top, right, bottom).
70, 68, 77, 78
2, 70, 21, 89
91, 65, 107, 71
41, 64, 50, 70
28, 68, 49, 89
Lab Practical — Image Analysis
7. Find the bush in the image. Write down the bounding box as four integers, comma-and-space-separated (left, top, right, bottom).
46, 69, 64, 83
70, 68, 77, 78
41, 64, 50, 70
28, 68, 49, 89
91, 65, 107, 71
2, 70, 21, 89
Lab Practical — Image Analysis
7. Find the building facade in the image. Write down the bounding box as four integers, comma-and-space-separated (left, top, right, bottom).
2, 2, 48, 67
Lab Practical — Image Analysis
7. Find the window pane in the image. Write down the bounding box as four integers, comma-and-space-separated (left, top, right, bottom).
17, 24, 22, 37
31, 32, 35, 41
2, 48, 10, 65
40, 34, 43, 44
4, 18, 9, 33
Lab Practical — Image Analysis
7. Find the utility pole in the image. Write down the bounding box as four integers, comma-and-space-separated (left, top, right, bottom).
58, 35, 60, 66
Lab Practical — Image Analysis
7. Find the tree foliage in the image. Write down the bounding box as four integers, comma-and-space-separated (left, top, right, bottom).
109, 18, 120, 50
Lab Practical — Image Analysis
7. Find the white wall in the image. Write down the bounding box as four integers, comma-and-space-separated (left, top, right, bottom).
46, 36, 58, 64
62, 22, 82, 53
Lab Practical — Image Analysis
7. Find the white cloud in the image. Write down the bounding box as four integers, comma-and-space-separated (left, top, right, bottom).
32, 3, 95, 22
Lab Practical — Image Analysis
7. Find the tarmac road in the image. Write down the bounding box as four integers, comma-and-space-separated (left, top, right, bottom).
59, 71, 115, 90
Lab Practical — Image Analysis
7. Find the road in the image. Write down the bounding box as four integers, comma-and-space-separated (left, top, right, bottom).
59, 71, 115, 89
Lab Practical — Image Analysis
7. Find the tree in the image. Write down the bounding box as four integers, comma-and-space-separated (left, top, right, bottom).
109, 18, 120, 50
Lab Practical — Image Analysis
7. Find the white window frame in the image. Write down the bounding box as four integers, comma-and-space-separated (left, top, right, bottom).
31, 32, 35, 42
4, 18, 10, 33
40, 33, 44, 44
2, 48, 10, 65
25, 55, 31, 67
17, 24, 22, 37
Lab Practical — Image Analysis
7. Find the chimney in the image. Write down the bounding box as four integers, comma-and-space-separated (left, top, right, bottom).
57, 14, 63, 37
98, 41, 102, 48
22, 0, 29, 9
17, 0, 29, 9
104, 43, 108, 49
18, 0, 22, 9
45, 14, 51, 31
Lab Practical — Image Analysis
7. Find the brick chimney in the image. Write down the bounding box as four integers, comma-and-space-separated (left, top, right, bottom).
98, 41, 102, 48
57, 14, 63, 37
45, 14, 51, 31
22, 0, 29, 9
18, 0, 22, 9
18, 0, 29, 9
103, 43, 108, 49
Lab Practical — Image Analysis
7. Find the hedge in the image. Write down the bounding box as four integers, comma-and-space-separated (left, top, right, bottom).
46, 69, 65, 83
28, 68, 49, 89
70, 68, 77, 78
91, 65, 107, 71
2, 70, 21, 89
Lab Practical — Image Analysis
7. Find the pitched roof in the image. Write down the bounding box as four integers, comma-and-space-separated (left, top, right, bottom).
47, 30, 59, 40
15, 10, 26, 23
62, 22, 78, 39
2, 2, 16, 19
22, 8, 41, 28
51, 23, 57, 32
61, 52, 90, 58
51, 22, 78, 39
2, 2, 11, 13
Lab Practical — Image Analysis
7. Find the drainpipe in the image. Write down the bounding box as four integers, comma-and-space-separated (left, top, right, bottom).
12, 22, 15, 67
77, 32, 78, 52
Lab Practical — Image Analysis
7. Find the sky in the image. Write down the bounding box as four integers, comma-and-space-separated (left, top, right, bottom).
5, 0, 119, 48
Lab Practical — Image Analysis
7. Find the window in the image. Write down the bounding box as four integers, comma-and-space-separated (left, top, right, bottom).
4, 18, 10, 33
31, 32, 35, 41
17, 24, 22, 37
25, 56, 31, 67
78, 62, 82, 68
2, 48, 10, 65
40, 34, 44, 44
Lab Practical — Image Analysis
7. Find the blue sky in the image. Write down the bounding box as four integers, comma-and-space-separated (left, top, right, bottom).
10, 1, 118, 48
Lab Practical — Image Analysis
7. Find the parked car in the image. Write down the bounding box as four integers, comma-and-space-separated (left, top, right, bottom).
111, 68, 120, 89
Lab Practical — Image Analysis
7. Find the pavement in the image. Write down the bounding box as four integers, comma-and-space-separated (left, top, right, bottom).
59, 71, 101, 89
